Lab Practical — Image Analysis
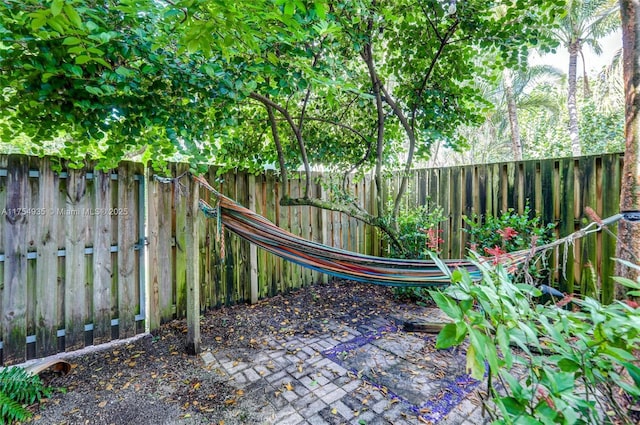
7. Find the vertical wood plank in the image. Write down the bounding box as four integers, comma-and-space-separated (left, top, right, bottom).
449, 167, 462, 259
3, 156, 29, 364
117, 162, 137, 338
248, 175, 259, 303
174, 165, 188, 318
159, 173, 175, 321
147, 174, 161, 330
64, 168, 87, 351
600, 154, 621, 303
92, 170, 112, 344
559, 158, 576, 293
185, 177, 201, 354
268, 172, 281, 295
34, 159, 59, 357
439, 168, 451, 258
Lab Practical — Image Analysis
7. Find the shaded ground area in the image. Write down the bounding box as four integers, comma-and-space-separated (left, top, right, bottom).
25, 280, 485, 425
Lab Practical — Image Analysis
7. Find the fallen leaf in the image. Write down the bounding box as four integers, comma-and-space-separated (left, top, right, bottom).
98, 401, 107, 408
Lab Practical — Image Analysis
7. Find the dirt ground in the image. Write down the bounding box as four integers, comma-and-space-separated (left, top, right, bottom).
25, 280, 406, 425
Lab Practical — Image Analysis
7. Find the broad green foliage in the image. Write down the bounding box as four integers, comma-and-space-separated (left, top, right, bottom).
464, 205, 556, 255
580, 100, 624, 154
464, 205, 556, 281
0, 0, 566, 167
0, 0, 225, 168
383, 204, 447, 259
381, 204, 446, 303
430, 258, 640, 424
1, 0, 567, 234
0, 366, 52, 424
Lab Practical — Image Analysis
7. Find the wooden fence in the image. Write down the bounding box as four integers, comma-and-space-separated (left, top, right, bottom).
400, 154, 623, 301
0, 152, 624, 365
0, 156, 145, 365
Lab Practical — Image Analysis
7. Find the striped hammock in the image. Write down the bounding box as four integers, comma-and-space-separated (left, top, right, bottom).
192, 176, 622, 287
195, 177, 486, 287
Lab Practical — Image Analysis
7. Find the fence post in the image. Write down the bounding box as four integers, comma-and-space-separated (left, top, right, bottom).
185, 176, 201, 354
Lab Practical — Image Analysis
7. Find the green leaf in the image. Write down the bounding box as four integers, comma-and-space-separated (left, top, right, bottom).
62, 36, 82, 45
500, 396, 526, 416
612, 276, 640, 290
435, 323, 463, 349
496, 324, 513, 368
430, 291, 462, 320
85, 86, 104, 96
315, 1, 326, 19
92, 57, 112, 68
465, 344, 485, 380
63, 4, 82, 28
617, 379, 640, 397
603, 346, 637, 362
51, 0, 64, 17
623, 362, 640, 388
31, 15, 47, 31
557, 358, 580, 373
115, 66, 131, 77
75, 55, 92, 65
284, 1, 294, 16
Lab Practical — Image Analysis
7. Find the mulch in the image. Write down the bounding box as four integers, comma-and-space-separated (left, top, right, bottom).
25, 280, 406, 425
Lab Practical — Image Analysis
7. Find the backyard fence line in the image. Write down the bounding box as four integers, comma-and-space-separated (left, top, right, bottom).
0, 152, 624, 365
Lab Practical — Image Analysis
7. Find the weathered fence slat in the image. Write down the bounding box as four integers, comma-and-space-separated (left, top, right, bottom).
35, 160, 59, 357
2, 156, 29, 364
63, 170, 88, 350
116, 162, 138, 339
92, 170, 113, 345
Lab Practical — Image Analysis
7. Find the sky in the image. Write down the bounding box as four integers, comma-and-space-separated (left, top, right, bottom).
530, 30, 623, 74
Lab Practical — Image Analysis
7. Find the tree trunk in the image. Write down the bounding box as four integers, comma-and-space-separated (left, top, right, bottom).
615, 0, 640, 298
504, 69, 523, 161
568, 40, 582, 156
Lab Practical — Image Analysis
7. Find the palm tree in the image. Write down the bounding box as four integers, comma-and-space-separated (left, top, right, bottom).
554, 0, 620, 156
431, 65, 564, 166
503, 65, 565, 160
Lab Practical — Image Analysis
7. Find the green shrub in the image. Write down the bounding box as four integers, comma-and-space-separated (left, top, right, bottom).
430, 255, 640, 424
463, 205, 556, 281
0, 366, 52, 424
384, 204, 447, 260
382, 205, 446, 304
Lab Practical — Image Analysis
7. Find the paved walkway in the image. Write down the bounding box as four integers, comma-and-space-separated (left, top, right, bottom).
200, 310, 490, 425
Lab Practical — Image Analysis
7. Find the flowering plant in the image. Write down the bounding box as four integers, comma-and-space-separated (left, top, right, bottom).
464, 205, 555, 280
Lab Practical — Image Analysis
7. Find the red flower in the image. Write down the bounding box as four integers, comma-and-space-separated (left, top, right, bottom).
424, 228, 444, 253
484, 246, 508, 265
484, 245, 506, 257
497, 227, 518, 240
624, 300, 639, 309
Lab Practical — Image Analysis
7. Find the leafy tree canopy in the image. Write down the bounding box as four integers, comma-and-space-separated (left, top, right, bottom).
1, 0, 564, 169
1, 0, 567, 244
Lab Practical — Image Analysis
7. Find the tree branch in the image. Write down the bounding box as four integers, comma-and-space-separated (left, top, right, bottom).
266, 103, 288, 186
280, 196, 404, 251
249, 92, 311, 198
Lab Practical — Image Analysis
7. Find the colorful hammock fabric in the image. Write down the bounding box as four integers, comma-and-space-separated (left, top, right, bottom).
190, 175, 624, 288
195, 177, 482, 287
